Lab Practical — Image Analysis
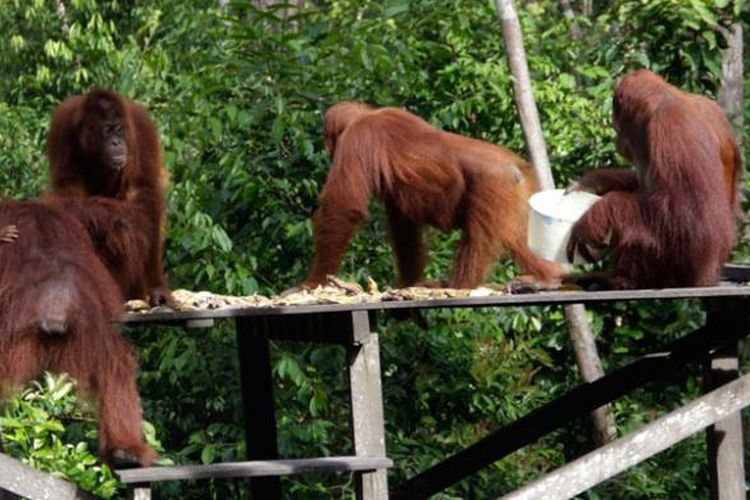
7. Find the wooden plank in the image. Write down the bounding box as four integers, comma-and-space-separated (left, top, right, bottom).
236, 318, 281, 499
118, 284, 750, 325
347, 311, 389, 500
392, 304, 750, 499
116, 456, 393, 483
0, 442, 12, 500
502, 373, 750, 500
0, 452, 95, 500
723, 263, 750, 282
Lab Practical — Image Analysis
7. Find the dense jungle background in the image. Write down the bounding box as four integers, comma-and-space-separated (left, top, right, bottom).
1, 0, 749, 498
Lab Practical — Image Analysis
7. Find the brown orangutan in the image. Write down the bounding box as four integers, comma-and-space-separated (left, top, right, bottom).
565, 69, 740, 289
300, 101, 564, 289
0, 199, 156, 467
46, 89, 172, 306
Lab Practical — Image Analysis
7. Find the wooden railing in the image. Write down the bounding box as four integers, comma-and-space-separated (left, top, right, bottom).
0, 452, 95, 499
504, 372, 750, 499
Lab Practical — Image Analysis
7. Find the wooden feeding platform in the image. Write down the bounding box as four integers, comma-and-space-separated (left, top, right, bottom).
4, 267, 750, 499
111, 265, 750, 499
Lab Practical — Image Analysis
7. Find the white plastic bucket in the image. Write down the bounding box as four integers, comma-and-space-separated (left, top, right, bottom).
528, 189, 601, 265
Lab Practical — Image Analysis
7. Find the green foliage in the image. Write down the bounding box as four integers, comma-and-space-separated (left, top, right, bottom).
1, 372, 169, 496
0, 0, 746, 498
0, 373, 120, 497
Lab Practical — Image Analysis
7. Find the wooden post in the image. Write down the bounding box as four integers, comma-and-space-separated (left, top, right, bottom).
704, 301, 746, 500
126, 484, 152, 500
236, 318, 281, 499
706, 345, 745, 500
347, 311, 388, 499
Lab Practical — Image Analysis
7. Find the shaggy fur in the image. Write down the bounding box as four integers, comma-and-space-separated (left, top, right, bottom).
566, 69, 739, 289
44, 195, 151, 302
0, 200, 156, 466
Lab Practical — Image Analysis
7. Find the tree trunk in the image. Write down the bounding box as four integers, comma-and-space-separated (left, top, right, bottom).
494, 0, 616, 445
564, 304, 615, 443
717, 23, 744, 147
252, 0, 302, 19
493, 0, 553, 186
558, 0, 582, 42
581, 0, 593, 17
716, 23, 747, 246
54, 0, 71, 39
53, 0, 81, 70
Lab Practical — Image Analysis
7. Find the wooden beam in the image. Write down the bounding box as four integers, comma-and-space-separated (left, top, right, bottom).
502, 373, 750, 499
117, 456, 393, 483
0, 452, 95, 499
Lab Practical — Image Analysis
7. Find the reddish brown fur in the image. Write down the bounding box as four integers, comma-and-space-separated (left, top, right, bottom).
303, 102, 564, 289
0, 200, 156, 466
43, 195, 151, 300
47, 89, 171, 306
566, 69, 739, 289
